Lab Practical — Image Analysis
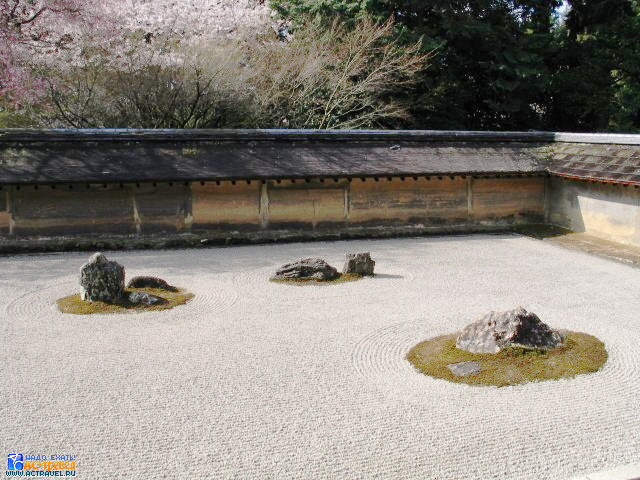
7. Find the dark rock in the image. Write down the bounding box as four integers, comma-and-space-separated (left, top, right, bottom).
456, 307, 564, 354
127, 276, 178, 292
447, 361, 481, 376
79, 252, 125, 303
128, 291, 164, 306
275, 22, 292, 41
343, 252, 375, 276
271, 258, 339, 281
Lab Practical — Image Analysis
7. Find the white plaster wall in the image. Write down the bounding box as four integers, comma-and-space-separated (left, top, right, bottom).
549, 177, 640, 246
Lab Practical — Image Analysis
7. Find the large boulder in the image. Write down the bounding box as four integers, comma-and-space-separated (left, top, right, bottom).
79, 253, 125, 303
271, 258, 339, 281
127, 276, 178, 292
456, 307, 564, 354
343, 252, 375, 276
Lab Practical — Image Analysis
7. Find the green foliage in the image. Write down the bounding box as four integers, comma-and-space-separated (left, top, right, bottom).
0, 95, 39, 127
0, 109, 35, 127
271, 0, 373, 24
545, 0, 640, 131
271, 0, 640, 132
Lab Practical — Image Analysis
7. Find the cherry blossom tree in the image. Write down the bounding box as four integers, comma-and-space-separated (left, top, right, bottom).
2, 1, 427, 129
0, 0, 82, 106
1, 0, 271, 109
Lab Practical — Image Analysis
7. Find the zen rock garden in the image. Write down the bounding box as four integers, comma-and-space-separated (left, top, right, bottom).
270, 252, 375, 283
56, 252, 193, 314
407, 307, 608, 387
57, 251, 608, 389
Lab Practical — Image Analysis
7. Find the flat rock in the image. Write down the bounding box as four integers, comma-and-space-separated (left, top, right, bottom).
271, 258, 339, 281
343, 252, 375, 276
127, 276, 178, 292
79, 253, 125, 303
456, 307, 564, 354
128, 291, 164, 306
447, 361, 481, 376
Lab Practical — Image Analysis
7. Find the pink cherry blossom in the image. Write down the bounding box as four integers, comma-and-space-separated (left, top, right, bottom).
1, 0, 271, 108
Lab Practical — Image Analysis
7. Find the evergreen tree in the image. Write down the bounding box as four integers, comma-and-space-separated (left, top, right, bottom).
547, 0, 640, 131
271, 0, 562, 130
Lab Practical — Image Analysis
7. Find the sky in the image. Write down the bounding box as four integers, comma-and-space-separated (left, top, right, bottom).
557, 1, 571, 20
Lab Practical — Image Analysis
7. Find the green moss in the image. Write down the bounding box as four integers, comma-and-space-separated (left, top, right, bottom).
406, 331, 607, 387
269, 273, 363, 285
56, 288, 194, 314
0, 110, 37, 127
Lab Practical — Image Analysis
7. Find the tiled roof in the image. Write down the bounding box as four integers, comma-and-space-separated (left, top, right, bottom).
3, 129, 640, 186
0, 130, 548, 184
549, 143, 640, 185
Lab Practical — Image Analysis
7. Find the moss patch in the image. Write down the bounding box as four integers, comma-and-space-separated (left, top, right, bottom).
269, 273, 363, 285
56, 288, 194, 314
406, 331, 607, 387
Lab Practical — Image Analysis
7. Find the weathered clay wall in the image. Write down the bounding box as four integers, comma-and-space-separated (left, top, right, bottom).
9, 184, 135, 236
348, 177, 468, 225
549, 177, 640, 246
471, 177, 545, 223
0, 176, 545, 245
191, 181, 259, 229
265, 179, 348, 229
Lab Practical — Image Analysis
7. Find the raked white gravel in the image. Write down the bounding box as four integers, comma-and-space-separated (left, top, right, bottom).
1, 234, 639, 479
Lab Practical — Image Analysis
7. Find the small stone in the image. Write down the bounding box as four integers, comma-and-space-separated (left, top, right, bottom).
127, 276, 178, 292
128, 291, 163, 306
447, 361, 481, 376
456, 307, 565, 354
343, 252, 375, 276
271, 258, 339, 281
79, 253, 125, 303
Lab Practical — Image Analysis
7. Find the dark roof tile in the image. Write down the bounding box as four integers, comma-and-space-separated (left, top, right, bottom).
0, 139, 547, 184
3, 130, 640, 187
549, 143, 640, 185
